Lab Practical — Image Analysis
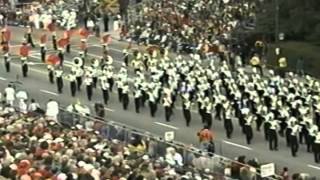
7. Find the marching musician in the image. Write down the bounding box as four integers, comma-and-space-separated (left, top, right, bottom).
20, 43, 29, 77
123, 48, 129, 66
290, 122, 301, 157
122, 81, 130, 110
26, 26, 35, 48
91, 59, 99, 88
99, 74, 109, 105
54, 67, 64, 94
40, 34, 47, 62
68, 70, 77, 97
84, 73, 93, 101
3, 44, 10, 72
48, 21, 57, 50
163, 93, 173, 122
182, 93, 192, 127
104, 65, 114, 92
22, 61, 28, 77
223, 104, 234, 139
244, 114, 255, 144
47, 65, 54, 84
268, 119, 280, 151
64, 29, 71, 53
314, 132, 320, 163
133, 83, 142, 113
72, 57, 84, 91
307, 124, 318, 153
57, 38, 68, 67
79, 27, 89, 56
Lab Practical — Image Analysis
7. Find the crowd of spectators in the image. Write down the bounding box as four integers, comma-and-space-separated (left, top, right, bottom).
127, 0, 256, 55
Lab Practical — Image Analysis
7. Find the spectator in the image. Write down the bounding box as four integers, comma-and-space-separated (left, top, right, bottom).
4, 84, 15, 106
165, 147, 183, 167
280, 167, 289, 180
45, 99, 59, 121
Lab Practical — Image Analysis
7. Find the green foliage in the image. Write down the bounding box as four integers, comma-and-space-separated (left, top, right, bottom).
256, 0, 320, 42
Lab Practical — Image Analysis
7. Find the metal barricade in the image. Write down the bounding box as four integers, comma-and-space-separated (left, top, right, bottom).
57, 108, 280, 179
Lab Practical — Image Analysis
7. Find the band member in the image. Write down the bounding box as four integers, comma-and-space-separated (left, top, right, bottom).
308, 124, 318, 153
100, 74, 109, 105
133, 84, 142, 113
75, 67, 83, 91
91, 59, 99, 88
40, 34, 47, 62
3, 48, 10, 73
47, 21, 57, 50
163, 93, 173, 122
57, 38, 68, 66
26, 26, 35, 48
55, 67, 64, 94
84, 74, 93, 101
64, 29, 71, 53
79, 27, 89, 56
314, 132, 320, 163
268, 119, 280, 151
122, 82, 130, 110
224, 105, 234, 139
80, 39, 87, 57
47, 65, 54, 84
102, 34, 111, 52
69, 71, 77, 97
22, 61, 28, 77
123, 48, 129, 66
182, 95, 192, 127
148, 88, 157, 117
20, 42, 29, 77
290, 122, 301, 157
244, 114, 254, 144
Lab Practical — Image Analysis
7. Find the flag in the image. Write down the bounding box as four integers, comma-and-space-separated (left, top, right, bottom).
79, 27, 89, 39
47, 22, 56, 32
46, 54, 60, 65
40, 34, 47, 44
1, 27, 11, 42
20, 45, 29, 57
58, 38, 69, 48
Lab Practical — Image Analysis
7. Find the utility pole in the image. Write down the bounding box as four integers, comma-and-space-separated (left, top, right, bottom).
275, 0, 280, 44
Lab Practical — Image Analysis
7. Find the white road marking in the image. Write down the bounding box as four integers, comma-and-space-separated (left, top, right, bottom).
40, 89, 59, 96
223, 140, 252, 150
308, 164, 320, 170
154, 122, 179, 130
0, 77, 7, 81
104, 107, 115, 112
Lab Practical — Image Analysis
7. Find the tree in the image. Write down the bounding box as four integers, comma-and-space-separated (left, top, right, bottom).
256, 0, 320, 42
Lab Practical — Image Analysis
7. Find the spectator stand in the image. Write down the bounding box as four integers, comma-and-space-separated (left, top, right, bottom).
58, 106, 283, 179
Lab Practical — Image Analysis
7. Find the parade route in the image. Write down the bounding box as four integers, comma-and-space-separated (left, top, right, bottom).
1, 26, 320, 176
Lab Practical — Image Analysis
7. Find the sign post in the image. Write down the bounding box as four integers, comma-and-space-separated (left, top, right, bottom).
164, 131, 175, 142
260, 163, 275, 178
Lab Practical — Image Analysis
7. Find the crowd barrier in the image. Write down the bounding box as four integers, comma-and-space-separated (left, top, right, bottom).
57, 107, 281, 179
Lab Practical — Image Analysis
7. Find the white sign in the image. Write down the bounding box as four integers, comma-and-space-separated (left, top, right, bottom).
260, 163, 275, 177
164, 131, 175, 142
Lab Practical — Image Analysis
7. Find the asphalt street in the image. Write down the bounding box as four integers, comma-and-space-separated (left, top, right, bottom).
0, 27, 320, 177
